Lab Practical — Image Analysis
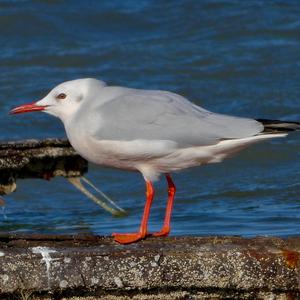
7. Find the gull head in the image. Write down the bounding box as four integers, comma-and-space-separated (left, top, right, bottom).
10, 78, 107, 122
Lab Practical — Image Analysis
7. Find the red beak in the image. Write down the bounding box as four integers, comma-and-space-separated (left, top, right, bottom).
9, 102, 47, 115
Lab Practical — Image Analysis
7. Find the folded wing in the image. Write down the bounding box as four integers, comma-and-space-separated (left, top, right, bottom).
88, 88, 264, 147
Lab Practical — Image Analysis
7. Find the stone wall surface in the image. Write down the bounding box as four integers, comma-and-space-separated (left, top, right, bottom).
0, 234, 298, 299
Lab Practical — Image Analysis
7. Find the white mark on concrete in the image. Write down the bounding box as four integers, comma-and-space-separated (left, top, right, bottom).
150, 254, 161, 267
0, 274, 9, 284
154, 254, 160, 262
64, 257, 71, 264
0, 251, 5, 257
91, 277, 99, 285
150, 261, 158, 267
59, 280, 68, 288
114, 276, 124, 288
129, 261, 137, 267
32, 246, 57, 287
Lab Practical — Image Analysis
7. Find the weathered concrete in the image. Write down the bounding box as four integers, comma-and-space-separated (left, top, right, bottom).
0, 139, 87, 195
0, 235, 299, 299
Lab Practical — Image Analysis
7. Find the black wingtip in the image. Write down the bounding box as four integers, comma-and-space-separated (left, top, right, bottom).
256, 118, 300, 133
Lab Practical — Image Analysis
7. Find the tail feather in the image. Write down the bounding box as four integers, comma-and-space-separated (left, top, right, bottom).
256, 119, 300, 133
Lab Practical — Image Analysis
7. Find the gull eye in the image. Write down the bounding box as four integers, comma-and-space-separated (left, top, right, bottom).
56, 93, 67, 100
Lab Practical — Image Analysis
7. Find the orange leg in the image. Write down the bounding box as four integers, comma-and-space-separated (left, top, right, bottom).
151, 174, 176, 237
112, 180, 154, 244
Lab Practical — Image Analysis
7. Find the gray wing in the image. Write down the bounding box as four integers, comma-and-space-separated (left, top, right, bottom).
88, 88, 263, 147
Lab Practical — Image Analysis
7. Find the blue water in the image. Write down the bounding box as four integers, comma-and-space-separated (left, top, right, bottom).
0, 0, 300, 237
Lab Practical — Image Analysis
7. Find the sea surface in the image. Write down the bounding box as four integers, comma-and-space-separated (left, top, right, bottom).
0, 0, 300, 237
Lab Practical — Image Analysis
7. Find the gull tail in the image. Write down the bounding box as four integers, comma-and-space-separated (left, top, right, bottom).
256, 119, 300, 134
68, 176, 127, 217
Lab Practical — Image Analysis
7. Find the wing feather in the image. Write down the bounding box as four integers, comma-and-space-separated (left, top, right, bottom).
85, 88, 263, 147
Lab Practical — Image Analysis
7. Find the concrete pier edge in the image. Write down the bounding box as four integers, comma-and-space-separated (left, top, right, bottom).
0, 234, 299, 299
0, 139, 87, 196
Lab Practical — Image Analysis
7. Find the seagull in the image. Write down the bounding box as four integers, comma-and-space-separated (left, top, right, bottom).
10, 78, 300, 244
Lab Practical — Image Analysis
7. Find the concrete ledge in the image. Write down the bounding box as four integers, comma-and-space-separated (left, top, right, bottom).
0, 235, 299, 299
0, 139, 87, 195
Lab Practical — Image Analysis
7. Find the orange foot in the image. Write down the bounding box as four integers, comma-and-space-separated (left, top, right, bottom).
149, 227, 170, 237
112, 232, 146, 244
